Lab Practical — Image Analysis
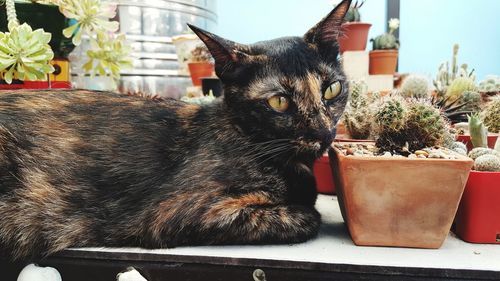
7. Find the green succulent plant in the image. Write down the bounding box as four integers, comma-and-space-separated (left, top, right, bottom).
371, 18, 400, 50
468, 113, 488, 148
433, 44, 476, 98
342, 80, 372, 139
400, 75, 430, 99
482, 98, 500, 134
445, 77, 477, 100
372, 97, 448, 153
0, 0, 54, 83
460, 91, 482, 112
344, 0, 364, 22
478, 75, 500, 93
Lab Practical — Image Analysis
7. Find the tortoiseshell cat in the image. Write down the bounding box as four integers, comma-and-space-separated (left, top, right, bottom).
0, 0, 350, 260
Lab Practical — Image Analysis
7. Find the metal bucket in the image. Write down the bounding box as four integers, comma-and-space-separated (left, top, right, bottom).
72, 0, 217, 99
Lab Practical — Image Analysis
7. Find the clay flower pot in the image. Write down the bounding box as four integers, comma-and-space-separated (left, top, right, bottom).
369, 50, 398, 75
313, 154, 336, 195
338, 22, 372, 53
188, 62, 214, 86
454, 171, 500, 244
329, 143, 473, 248
456, 133, 499, 151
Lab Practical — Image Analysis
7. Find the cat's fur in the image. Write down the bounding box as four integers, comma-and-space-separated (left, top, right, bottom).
0, 0, 351, 260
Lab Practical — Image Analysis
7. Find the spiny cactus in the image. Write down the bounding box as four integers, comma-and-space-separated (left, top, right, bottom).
342, 80, 372, 139
482, 98, 500, 133
344, 0, 364, 22
371, 18, 400, 50
460, 91, 482, 112
372, 97, 448, 153
400, 75, 430, 99
433, 44, 476, 97
478, 75, 500, 93
430, 95, 470, 124
445, 77, 477, 100
469, 113, 488, 148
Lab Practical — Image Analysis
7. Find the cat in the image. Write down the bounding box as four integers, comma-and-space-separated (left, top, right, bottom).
0, 0, 351, 260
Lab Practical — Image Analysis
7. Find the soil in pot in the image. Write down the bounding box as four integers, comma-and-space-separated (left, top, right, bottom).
455, 170, 500, 244
329, 142, 473, 249
369, 50, 398, 75
338, 22, 372, 53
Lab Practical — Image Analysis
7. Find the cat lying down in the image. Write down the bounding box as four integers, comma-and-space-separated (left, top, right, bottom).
0, 0, 351, 261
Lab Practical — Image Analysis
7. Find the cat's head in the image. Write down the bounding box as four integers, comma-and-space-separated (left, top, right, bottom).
189, 0, 351, 160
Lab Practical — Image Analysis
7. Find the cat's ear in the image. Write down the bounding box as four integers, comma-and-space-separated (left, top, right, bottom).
304, 0, 351, 59
188, 24, 248, 81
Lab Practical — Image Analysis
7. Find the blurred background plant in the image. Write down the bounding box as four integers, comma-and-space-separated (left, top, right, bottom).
0, 0, 132, 85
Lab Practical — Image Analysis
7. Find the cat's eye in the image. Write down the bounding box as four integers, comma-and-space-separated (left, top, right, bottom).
324, 81, 342, 100
267, 95, 290, 112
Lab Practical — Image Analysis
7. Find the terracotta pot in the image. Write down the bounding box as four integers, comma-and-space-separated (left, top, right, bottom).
338, 22, 372, 53
329, 143, 473, 248
313, 154, 335, 195
188, 62, 215, 86
456, 134, 499, 151
369, 50, 398, 75
454, 171, 500, 244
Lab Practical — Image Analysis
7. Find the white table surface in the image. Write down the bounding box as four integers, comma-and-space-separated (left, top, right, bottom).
70, 195, 500, 272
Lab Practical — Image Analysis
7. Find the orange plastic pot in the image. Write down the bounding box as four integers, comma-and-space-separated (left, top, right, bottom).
455, 171, 500, 244
329, 143, 473, 248
369, 50, 398, 75
313, 154, 335, 195
338, 22, 372, 53
456, 134, 499, 151
188, 62, 214, 86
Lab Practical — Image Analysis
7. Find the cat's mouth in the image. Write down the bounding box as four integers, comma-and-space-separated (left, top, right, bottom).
292, 139, 330, 157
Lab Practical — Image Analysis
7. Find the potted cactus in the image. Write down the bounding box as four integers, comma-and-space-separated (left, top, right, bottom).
329, 96, 473, 248
340, 80, 375, 140
368, 18, 399, 75
456, 98, 499, 150
337, 0, 372, 53
477, 75, 500, 102
187, 44, 214, 86
454, 115, 500, 244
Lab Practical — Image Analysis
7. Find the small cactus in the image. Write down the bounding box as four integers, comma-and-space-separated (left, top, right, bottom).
344, 1, 364, 22
473, 154, 500, 172
468, 147, 500, 160
372, 97, 448, 153
342, 80, 372, 139
482, 98, 500, 133
371, 18, 400, 50
445, 77, 477, 100
460, 91, 482, 112
450, 141, 467, 156
478, 75, 500, 93
468, 113, 488, 148
433, 44, 476, 97
400, 75, 430, 99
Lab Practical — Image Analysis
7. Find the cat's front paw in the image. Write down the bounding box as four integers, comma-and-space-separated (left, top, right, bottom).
116, 267, 148, 281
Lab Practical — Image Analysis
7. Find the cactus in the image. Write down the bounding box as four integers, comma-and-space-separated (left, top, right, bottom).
445, 77, 477, 100
400, 75, 430, 99
344, 1, 364, 22
450, 141, 467, 156
342, 80, 372, 139
371, 18, 400, 50
190, 44, 212, 63
478, 75, 500, 93
482, 98, 500, 133
372, 97, 448, 153
469, 113, 488, 148
433, 44, 476, 98
473, 154, 500, 172
460, 91, 482, 112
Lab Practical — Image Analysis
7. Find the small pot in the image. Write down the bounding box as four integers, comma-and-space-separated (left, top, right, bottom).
329, 143, 473, 248
456, 134, 499, 151
454, 171, 500, 244
188, 62, 214, 86
313, 154, 335, 195
369, 50, 398, 75
172, 34, 200, 75
338, 22, 372, 53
